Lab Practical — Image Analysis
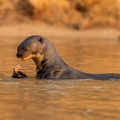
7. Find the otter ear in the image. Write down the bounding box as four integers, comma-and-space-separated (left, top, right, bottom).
38, 37, 43, 44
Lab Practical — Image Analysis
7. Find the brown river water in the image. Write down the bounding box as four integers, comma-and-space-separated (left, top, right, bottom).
0, 35, 120, 120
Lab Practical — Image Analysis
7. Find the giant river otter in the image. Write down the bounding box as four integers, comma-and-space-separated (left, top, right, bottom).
16, 35, 120, 80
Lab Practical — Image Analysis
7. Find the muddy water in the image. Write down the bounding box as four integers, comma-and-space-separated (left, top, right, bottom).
0, 36, 120, 120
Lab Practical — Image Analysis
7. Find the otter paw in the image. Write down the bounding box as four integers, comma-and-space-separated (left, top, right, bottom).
12, 64, 28, 78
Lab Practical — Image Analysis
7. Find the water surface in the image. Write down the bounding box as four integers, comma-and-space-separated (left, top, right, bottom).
0, 36, 120, 120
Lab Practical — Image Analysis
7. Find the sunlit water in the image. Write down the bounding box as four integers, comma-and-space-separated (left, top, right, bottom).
0, 36, 120, 120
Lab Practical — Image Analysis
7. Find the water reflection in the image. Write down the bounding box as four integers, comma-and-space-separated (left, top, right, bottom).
0, 79, 120, 120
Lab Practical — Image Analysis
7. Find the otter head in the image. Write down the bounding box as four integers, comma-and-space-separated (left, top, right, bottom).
16, 36, 44, 61
17, 35, 59, 72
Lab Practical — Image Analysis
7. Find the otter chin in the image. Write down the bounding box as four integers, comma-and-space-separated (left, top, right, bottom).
16, 35, 120, 80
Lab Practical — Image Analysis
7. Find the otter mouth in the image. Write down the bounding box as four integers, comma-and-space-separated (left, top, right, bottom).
21, 54, 34, 61
21, 57, 27, 61
21, 53, 44, 61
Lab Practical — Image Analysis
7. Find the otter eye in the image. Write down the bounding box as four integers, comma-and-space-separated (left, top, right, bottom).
22, 48, 27, 51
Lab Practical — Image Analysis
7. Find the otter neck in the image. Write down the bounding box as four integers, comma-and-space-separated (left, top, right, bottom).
42, 54, 62, 69
32, 57, 43, 70
34, 52, 67, 72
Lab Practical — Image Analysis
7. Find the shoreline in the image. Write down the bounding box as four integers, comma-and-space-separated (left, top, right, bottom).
0, 23, 119, 40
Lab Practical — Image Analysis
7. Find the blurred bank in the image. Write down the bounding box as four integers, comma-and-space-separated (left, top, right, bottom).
0, 0, 120, 30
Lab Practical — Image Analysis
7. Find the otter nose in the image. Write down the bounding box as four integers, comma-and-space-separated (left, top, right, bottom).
16, 53, 22, 58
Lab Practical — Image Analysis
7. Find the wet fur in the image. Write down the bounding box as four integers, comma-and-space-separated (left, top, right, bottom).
17, 35, 120, 80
